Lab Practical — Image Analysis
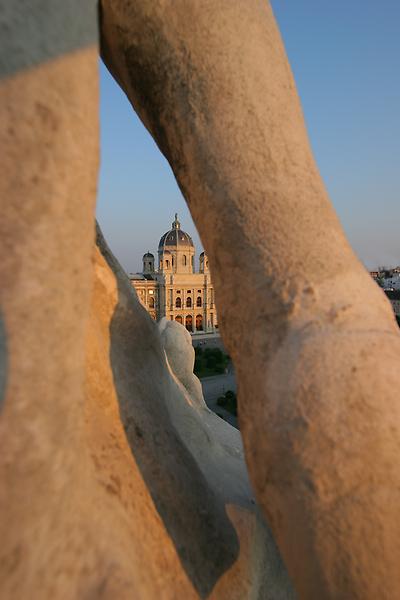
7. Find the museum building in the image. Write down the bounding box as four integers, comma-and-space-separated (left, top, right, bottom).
130, 214, 218, 332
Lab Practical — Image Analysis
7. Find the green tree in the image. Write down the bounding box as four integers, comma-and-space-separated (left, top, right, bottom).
206, 355, 216, 369
217, 396, 227, 407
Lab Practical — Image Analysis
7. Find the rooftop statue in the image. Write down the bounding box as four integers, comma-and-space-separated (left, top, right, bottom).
1, 1, 399, 598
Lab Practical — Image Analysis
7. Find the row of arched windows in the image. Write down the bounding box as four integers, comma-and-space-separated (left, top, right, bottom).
175, 296, 202, 308
175, 314, 203, 331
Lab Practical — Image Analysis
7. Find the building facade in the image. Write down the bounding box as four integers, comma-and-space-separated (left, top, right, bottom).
130, 214, 218, 333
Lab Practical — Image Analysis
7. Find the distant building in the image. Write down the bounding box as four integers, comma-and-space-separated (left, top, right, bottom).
370, 268, 400, 290
383, 274, 400, 291
130, 214, 218, 333
385, 290, 400, 317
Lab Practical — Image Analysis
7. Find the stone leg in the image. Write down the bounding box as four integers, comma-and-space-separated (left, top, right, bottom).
100, 1, 400, 597
0, 2, 99, 597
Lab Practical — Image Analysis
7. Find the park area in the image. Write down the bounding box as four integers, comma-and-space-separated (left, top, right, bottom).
194, 347, 238, 421
193, 346, 230, 378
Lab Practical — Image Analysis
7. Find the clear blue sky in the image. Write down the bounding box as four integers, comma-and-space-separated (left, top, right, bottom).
97, 0, 400, 273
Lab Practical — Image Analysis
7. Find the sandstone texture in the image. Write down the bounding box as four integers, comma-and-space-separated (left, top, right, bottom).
1, 0, 400, 598
86, 226, 294, 599
0, 205, 294, 598
0, 1, 99, 597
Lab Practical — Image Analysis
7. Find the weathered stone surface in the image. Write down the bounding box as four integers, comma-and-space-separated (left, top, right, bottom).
2, 1, 400, 597
0, 2, 99, 597
101, 1, 400, 597
1, 197, 294, 597
89, 225, 294, 599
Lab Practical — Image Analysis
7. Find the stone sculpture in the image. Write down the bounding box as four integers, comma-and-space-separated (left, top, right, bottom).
158, 317, 205, 408
1, 0, 400, 598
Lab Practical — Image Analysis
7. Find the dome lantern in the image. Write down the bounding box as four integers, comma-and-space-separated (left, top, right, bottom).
172, 213, 180, 230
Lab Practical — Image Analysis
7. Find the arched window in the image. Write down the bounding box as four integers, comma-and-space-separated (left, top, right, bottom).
148, 296, 155, 309
166, 260, 170, 269
196, 296, 202, 307
175, 315, 183, 325
185, 315, 193, 332
176, 297, 181, 308
196, 314, 203, 331
186, 296, 192, 308
182, 255, 187, 266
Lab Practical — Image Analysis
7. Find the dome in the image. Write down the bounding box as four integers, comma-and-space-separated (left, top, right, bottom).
143, 251, 154, 258
158, 214, 194, 250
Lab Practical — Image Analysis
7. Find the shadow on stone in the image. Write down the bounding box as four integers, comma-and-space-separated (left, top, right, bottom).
98, 225, 239, 597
